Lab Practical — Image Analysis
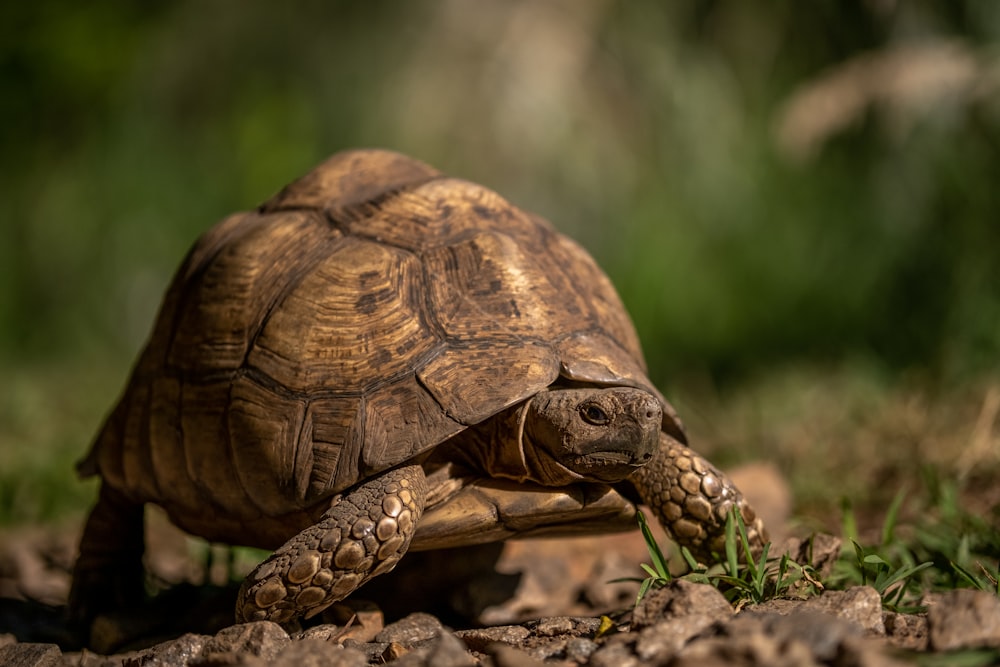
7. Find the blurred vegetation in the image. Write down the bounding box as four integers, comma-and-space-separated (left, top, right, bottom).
1, 1, 998, 526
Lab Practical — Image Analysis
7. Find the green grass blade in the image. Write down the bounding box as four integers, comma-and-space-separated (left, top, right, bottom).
638, 511, 671, 581
879, 561, 934, 595
774, 553, 790, 594
950, 560, 982, 589
863, 554, 891, 567
725, 509, 740, 576
680, 546, 701, 571
752, 542, 771, 598
880, 487, 907, 546
636, 577, 654, 605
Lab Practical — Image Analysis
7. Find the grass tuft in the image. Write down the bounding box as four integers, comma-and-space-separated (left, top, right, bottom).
628, 507, 820, 609
630, 472, 999, 612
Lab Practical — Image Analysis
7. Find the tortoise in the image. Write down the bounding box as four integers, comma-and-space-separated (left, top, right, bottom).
70, 149, 766, 627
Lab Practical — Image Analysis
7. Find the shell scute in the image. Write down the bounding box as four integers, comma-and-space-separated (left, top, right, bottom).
416, 339, 560, 425
227, 376, 310, 515
263, 148, 442, 214
360, 372, 464, 474
167, 211, 337, 373
247, 236, 435, 392
337, 177, 545, 252
303, 395, 364, 502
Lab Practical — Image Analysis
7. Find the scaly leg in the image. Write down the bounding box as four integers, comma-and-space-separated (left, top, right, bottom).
629, 432, 767, 563
236, 464, 426, 625
69, 483, 146, 623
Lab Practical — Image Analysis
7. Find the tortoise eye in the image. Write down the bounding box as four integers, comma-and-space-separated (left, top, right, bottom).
580, 403, 610, 425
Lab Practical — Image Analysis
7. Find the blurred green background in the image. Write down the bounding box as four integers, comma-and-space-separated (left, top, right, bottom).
2, 1, 998, 526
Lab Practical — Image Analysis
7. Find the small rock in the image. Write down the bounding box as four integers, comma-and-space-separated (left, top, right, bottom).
0, 642, 62, 667
755, 585, 885, 635
487, 643, 547, 667
673, 631, 815, 667
199, 621, 290, 662
588, 639, 640, 667
385, 646, 429, 667
634, 614, 718, 663
632, 579, 732, 629
297, 618, 380, 644
928, 588, 1000, 651
523, 638, 569, 662
424, 631, 476, 667
116, 632, 209, 667
533, 616, 575, 636
194, 652, 264, 666
340, 638, 391, 662
564, 636, 598, 662
316, 599, 384, 641
454, 624, 531, 652
389, 630, 473, 667
883, 610, 928, 650
558, 616, 602, 636
807, 586, 885, 635
374, 612, 443, 646
739, 611, 861, 662
784, 532, 842, 580
381, 641, 410, 662
267, 638, 369, 667
2, 534, 72, 607
686, 609, 912, 667
839, 636, 914, 667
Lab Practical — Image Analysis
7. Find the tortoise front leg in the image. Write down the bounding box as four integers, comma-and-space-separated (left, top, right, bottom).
236, 464, 426, 625
628, 432, 767, 563
70, 483, 146, 624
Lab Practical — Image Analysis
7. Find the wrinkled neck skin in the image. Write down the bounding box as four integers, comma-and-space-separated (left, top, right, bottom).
445, 397, 587, 488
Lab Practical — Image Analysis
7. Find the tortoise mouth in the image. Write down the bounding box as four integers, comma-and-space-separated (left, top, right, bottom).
569, 449, 650, 482
574, 451, 642, 466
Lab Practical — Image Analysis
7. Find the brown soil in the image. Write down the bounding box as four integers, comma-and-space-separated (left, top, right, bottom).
2, 466, 998, 666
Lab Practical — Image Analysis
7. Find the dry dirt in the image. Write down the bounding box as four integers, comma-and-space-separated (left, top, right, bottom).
2, 466, 999, 666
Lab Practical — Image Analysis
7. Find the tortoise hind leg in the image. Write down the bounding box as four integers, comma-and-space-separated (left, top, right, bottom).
237, 464, 426, 625
628, 432, 768, 563
70, 483, 146, 624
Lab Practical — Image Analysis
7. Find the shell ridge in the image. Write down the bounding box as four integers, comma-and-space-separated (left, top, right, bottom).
324, 176, 442, 227
332, 393, 365, 493
162, 214, 271, 373
412, 366, 461, 424
239, 338, 452, 399
241, 232, 348, 372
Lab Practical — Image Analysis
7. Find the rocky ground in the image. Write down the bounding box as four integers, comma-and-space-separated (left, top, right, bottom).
2, 468, 999, 666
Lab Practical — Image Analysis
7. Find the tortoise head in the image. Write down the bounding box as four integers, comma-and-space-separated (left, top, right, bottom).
523, 387, 661, 484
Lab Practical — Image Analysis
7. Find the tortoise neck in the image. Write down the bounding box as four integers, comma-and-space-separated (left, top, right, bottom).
463, 396, 584, 487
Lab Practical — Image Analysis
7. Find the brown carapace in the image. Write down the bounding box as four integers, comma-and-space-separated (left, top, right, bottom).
70, 149, 766, 627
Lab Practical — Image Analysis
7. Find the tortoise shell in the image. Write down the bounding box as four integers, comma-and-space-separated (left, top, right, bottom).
81, 149, 684, 547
